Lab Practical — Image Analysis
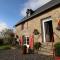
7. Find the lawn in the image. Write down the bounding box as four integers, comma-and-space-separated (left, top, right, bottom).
0, 44, 11, 50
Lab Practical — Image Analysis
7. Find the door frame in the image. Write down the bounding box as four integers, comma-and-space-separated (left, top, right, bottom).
42, 18, 52, 42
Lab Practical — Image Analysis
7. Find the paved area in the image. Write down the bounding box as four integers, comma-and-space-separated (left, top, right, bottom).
0, 49, 53, 60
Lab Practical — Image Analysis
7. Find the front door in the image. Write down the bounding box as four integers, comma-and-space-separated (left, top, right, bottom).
42, 18, 54, 42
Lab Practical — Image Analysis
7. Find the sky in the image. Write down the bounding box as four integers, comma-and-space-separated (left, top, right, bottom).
0, 0, 51, 31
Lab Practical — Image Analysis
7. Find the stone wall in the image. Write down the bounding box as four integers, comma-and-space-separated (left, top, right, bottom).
16, 6, 60, 43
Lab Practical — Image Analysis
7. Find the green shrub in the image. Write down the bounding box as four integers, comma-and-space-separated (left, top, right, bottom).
22, 45, 27, 49
54, 42, 60, 56
34, 42, 41, 50
0, 39, 4, 45
4, 46, 11, 50
0, 45, 11, 50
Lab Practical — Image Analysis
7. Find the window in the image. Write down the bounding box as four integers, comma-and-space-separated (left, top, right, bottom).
27, 22, 28, 29
23, 36, 29, 45
21, 23, 24, 30
23, 35, 26, 45
27, 37, 29, 44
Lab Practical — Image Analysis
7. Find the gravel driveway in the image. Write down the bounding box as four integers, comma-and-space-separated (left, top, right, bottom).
0, 49, 53, 60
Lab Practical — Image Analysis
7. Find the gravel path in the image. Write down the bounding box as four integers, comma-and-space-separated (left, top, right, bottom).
0, 49, 53, 60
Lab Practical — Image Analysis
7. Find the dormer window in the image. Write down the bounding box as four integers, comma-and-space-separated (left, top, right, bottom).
28, 12, 30, 16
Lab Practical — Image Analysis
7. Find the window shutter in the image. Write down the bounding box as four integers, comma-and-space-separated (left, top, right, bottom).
29, 34, 34, 49
19, 36, 23, 47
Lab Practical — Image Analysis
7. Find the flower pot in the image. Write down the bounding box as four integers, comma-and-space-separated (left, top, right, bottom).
22, 45, 27, 54
55, 56, 60, 60
54, 42, 60, 60
23, 48, 26, 54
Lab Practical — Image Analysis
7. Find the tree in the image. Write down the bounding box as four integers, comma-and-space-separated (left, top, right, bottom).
0, 28, 15, 45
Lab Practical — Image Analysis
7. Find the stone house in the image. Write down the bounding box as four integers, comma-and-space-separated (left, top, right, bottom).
15, 0, 60, 55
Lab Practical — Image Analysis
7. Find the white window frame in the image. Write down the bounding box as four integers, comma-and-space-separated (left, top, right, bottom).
42, 18, 52, 42
24, 36, 29, 46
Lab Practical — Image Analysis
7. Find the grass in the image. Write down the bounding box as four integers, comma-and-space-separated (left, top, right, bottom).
0, 44, 11, 50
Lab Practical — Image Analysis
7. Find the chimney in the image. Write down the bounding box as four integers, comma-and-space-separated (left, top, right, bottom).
26, 9, 34, 17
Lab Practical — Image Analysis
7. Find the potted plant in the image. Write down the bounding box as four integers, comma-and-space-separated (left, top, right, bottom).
54, 42, 60, 60
22, 45, 27, 54
34, 42, 41, 53
33, 29, 39, 35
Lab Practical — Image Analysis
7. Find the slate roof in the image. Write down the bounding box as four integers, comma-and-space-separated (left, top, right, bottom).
15, 0, 60, 26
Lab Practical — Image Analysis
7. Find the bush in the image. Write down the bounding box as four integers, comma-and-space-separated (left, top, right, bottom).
0, 45, 11, 50
34, 42, 41, 50
22, 45, 27, 49
0, 39, 4, 45
54, 42, 60, 56
3, 46, 11, 50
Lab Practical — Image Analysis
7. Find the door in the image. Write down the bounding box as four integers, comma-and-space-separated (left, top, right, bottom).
42, 18, 54, 42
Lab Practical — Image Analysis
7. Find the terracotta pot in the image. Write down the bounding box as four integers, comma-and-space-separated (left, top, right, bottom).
55, 56, 60, 60
23, 47, 27, 54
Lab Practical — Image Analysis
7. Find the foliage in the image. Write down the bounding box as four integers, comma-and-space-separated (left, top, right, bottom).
34, 42, 41, 50
0, 28, 15, 45
22, 45, 27, 54
33, 29, 39, 35
0, 39, 4, 45
0, 44, 11, 50
54, 42, 60, 56
22, 45, 27, 49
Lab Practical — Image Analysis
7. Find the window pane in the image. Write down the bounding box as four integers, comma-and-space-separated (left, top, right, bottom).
23, 36, 26, 44
21, 23, 24, 30
27, 37, 29, 44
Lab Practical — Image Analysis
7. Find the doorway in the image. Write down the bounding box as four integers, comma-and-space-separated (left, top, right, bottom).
42, 18, 54, 42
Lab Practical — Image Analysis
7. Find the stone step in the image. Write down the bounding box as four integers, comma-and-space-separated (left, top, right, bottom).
42, 45, 53, 50
38, 42, 54, 56
38, 45, 53, 56
38, 50, 53, 56
41, 42, 54, 50
41, 46, 53, 51
42, 43, 54, 47
39, 47, 53, 53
